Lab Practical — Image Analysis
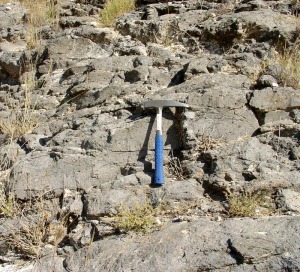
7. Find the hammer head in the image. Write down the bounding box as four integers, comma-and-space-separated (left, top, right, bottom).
144, 100, 189, 110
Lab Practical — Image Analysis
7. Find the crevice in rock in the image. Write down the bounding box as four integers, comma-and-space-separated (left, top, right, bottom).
198, 153, 217, 176
16, 138, 32, 154
167, 69, 185, 87
202, 179, 227, 202
246, 92, 265, 127
81, 192, 88, 219
227, 239, 245, 265
242, 172, 256, 182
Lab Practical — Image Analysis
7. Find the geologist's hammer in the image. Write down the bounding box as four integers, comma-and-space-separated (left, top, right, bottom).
144, 100, 189, 186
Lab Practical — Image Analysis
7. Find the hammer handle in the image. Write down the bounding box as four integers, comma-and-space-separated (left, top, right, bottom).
154, 131, 164, 185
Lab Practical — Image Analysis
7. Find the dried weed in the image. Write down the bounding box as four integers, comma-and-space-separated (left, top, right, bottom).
166, 151, 188, 181
100, 0, 135, 27
21, 0, 61, 48
112, 202, 156, 233
265, 44, 300, 89
3, 196, 67, 259
226, 190, 274, 217
197, 127, 224, 153
0, 63, 40, 140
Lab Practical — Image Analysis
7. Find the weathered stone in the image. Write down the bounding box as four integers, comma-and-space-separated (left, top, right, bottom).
0, 50, 25, 78
290, 147, 300, 160
46, 36, 111, 66
263, 110, 291, 124
257, 75, 279, 88
147, 43, 179, 66
68, 222, 93, 248
147, 179, 204, 206
205, 137, 300, 191
73, 26, 119, 44
61, 188, 83, 216
10, 150, 127, 198
83, 187, 148, 217
0, 2, 27, 42
183, 56, 210, 80
249, 87, 300, 113
1, 0, 300, 269
280, 189, 300, 212
173, 74, 259, 143
63, 216, 300, 271
235, 0, 268, 12
199, 10, 298, 45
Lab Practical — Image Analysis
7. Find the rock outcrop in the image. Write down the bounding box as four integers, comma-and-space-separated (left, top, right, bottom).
0, 0, 299, 271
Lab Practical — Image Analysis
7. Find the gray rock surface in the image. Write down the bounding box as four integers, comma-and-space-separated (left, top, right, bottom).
0, 0, 300, 270
64, 216, 300, 272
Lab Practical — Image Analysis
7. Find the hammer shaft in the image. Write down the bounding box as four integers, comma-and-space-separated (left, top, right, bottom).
156, 107, 163, 134
154, 132, 164, 184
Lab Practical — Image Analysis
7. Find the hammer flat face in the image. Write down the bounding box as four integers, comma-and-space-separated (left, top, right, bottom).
144, 100, 189, 109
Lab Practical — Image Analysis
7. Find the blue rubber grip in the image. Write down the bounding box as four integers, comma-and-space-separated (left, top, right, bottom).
154, 132, 164, 185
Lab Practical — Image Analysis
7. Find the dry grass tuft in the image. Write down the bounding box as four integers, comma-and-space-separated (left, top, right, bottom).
0, 195, 20, 218
157, 199, 202, 218
276, 44, 300, 89
197, 127, 224, 153
3, 196, 67, 259
198, 135, 223, 153
112, 202, 157, 233
0, 90, 39, 140
7, 212, 52, 258
100, 0, 135, 27
226, 190, 272, 217
22, 0, 60, 27
21, 0, 61, 48
0, 64, 40, 140
166, 151, 188, 181
266, 44, 300, 89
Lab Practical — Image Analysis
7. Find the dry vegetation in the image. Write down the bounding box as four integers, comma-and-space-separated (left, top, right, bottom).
226, 190, 274, 217
111, 199, 204, 233
2, 197, 67, 259
20, 0, 60, 48
100, 0, 135, 27
112, 202, 157, 233
264, 43, 300, 89
0, 69, 39, 140
166, 151, 187, 181
0, 195, 20, 218
197, 127, 224, 153
275, 44, 300, 89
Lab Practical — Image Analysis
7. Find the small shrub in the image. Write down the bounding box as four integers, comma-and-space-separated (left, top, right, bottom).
0, 93, 39, 140
166, 151, 187, 181
4, 196, 67, 259
6, 212, 51, 258
226, 190, 269, 217
197, 127, 224, 153
100, 0, 135, 27
266, 44, 300, 89
22, 0, 60, 27
113, 203, 156, 233
0, 65, 39, 140
21, 0, 61, 48
0, 195, 20, 218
